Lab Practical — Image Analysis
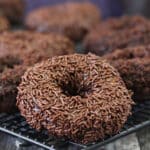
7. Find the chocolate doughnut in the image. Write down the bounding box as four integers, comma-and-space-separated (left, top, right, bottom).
104, 46, 150, 101
0, 31, 74, 112
84, 16, 150, 55
17, 53, 133, 144
25, 2, 100, 41
0, 0, 24, 24
0, 16, 10, 32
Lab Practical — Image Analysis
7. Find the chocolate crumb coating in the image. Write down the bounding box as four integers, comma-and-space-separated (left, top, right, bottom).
25, 2, 100, 41
84, 16, 150, 55
17, 53, 133, 144
0, 31, 75, 113
0, 0, 24, 24
0, 16, 10, 32
104, 46, 150, 101
0, 66, 26, 112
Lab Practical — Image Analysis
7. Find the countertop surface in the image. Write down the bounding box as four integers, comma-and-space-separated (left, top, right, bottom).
0, 125, 150, 150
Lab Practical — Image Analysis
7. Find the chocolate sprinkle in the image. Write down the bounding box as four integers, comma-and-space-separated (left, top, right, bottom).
0, 31, 75, 112
84, 16, 150, 55
25, 2, 100, 41
17, 53, 133, 144
104, 45, 150, 101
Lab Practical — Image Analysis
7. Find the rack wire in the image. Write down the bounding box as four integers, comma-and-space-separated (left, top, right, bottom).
0, 100, 150, 150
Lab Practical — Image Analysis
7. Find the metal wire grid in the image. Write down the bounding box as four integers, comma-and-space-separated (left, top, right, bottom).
0, 100, 150, 150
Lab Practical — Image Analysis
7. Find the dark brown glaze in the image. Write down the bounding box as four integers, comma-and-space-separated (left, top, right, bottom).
104, 46, 150, 101
84, 16, 150, 55
25, 2, 100, 41
17, 53, 133, 144
0, 31, 75, 113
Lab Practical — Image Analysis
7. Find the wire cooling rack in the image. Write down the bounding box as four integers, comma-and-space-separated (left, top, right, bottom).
0, 100, 150, 150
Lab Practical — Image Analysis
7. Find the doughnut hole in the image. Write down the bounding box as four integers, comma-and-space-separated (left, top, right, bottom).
58, 72, 92, 98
